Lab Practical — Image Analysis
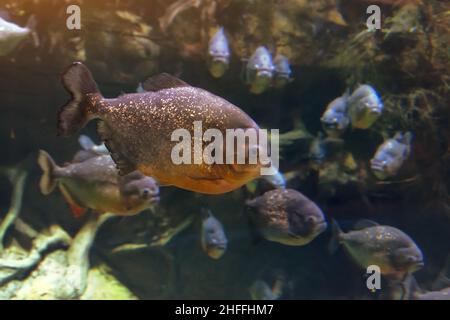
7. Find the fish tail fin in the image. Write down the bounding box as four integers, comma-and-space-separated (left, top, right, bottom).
57, 62, 101, 137
37, 150, 58, 195
328, 218, 343, 254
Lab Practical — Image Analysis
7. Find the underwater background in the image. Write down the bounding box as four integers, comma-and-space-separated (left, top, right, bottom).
0, 0, 449, 300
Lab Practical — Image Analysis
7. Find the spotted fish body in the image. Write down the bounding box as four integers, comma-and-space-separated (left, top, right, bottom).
370, 132, 412, 179
57, 62, 264, 195
332, 221, 424, 279
246, 189, 327, 246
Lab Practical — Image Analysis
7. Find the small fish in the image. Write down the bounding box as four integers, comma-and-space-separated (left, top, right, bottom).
136, 82, 145, 93
201, 209, 228, 259
249, 272, 284, 300
57, 62, 264, 195
273, 54, 293, 89
159, 0, 202, 33
0, 16, 32, 56
261, 165, 286, 189
249, 280, 276, 300
245, 46, 275, 95
330, 219, 424, 279
347, 84, 383, 129
307, 133, 345, 170
208, 27, 230, 78
309, 132, 327, 168
38, 150, 159, 218
370, 132, 412, 180
246, 189, 327, 246
79, 134, 109, 154
71, 135, 110, 163
320, 93, 351, 138
348, 84, 383, 129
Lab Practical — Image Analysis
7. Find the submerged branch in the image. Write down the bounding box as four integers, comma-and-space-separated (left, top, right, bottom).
0, 168, 28, 253
0, 225, 71, 285
65, 212, 114, 296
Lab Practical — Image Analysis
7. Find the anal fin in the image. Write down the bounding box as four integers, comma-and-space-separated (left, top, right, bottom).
59, 185, 87, 218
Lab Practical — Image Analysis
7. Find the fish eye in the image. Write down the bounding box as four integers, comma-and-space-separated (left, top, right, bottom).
306, 216, 315, 224
141, 188, 150, 198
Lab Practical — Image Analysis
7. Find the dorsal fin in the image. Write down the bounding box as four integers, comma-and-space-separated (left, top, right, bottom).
354, 219, 379, 230
142, 73, 189, 92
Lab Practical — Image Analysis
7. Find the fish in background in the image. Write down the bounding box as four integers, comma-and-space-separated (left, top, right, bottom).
347, 84, 383, 129
136, 82, 145, 93
0, 15, 36, 56
70, 134, 110, 163
307, 132, 345, 171
37, 149, 159, 218
273, 54, 293, 89
207, 27, 230, 78
159, 0, 202, 33
246, 189, 327, 246
330, 219, 424, 280
200, 209, 228, 259
57, 62, 265, 195
244, 46, 275, 95
249, 273, 284, 300
308, 132, 329, 169
370, 132, 412, 180
320, 92, 351, 138
261, 165, 286, 189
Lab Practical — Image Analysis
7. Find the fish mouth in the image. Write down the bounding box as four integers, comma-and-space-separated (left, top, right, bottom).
314, 220, 328, 234
322, 120, 338, 130
370, 159, 387, 171
146, 194, 160, 204
321, 119, 340, 131
413, 260, 425, 270
212, 55, 229, 64
368, 106, 382, 115
275, 72, 291, 79
256, 69, 274, 78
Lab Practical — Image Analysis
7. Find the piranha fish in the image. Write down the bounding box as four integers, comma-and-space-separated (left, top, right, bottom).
38, 150, 160, 217
330, 219, 424, 279
307, 133, 345, 170
347, 84, 383, 129
245, 46, 275, 95
0, 16, 32, 56
57, 62, 265, 195
208, 27, 230, 78
370, 132, 412, 180
320, 93, 351, 138
246, 189, 327, 246
200, 209, 228, 259
273, 54, 293, 89
249, 271, 285, 300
